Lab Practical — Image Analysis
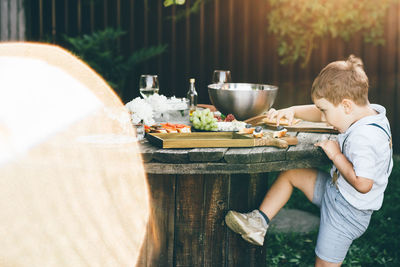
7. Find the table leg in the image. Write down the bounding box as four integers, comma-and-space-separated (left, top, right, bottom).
138, 173, 270, 267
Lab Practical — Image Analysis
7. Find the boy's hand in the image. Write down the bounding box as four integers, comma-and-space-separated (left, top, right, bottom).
314, 139, 341, 160
266, 107, 295, 126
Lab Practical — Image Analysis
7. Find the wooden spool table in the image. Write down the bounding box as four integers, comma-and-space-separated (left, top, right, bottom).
137, 131, 337, 267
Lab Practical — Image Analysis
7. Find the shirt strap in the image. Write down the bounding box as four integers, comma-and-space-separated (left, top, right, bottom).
367, 123, 391, 139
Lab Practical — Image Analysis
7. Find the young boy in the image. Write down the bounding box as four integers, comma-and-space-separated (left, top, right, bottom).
225, 55, 393, 266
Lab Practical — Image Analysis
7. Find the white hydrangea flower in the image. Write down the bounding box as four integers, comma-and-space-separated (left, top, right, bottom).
146, 94, 169, 113
125, 94, 189, 125
125, 97, 154, 125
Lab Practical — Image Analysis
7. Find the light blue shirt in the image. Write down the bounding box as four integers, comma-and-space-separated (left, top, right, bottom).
332, 104, 393, 210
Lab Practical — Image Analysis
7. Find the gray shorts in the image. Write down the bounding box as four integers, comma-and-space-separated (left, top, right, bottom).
312, 171, 373, 263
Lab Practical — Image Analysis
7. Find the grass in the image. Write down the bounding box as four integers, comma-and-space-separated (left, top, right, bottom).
265, 156, 400, 266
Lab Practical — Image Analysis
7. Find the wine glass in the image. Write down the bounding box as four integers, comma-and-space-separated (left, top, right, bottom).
139, 74, 159, 98
212, 70, 232, 85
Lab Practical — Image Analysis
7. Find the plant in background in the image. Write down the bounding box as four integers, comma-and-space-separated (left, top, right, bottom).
163, 0, 186, 6
164, 0, 211, 21
267, 0, 398, 67
64, 28, 167, 97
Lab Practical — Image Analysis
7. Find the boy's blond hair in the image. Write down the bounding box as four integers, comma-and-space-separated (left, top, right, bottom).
311, 55, 369, 106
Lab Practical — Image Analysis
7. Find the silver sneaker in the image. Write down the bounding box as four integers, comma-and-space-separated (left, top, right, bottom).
225, 210, 268, 246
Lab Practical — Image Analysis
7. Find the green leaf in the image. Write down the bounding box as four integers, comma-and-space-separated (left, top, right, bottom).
63, 28, 167, 96
164, 0, 185, 7
266, 0, 398, 66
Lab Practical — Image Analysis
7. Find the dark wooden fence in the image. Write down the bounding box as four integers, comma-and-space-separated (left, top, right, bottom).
18, 0, 400, 151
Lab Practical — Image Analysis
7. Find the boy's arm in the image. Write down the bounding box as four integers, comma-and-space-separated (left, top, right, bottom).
267, 104, 322, 125
315, 140, 374, 194
291, 105, 323, 122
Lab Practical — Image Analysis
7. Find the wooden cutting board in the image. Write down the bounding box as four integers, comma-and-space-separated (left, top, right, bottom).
244, 115, 338, 133
147, 132, 298, 149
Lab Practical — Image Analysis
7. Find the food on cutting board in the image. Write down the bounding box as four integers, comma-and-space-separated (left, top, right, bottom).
253, 126, 263, 138
273, 125, 288, 138
263, 117, 301, 126
238, 124, 255, 134
145, 123, 191, 133
190, 109, 248, 132
238, 124, 290, 139
214, 112, 236, 122
190, 108, 218, 131
214, 112, 246, 131
216, 120, 246, 131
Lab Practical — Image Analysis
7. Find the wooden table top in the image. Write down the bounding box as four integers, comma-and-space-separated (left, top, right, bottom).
139, 131, 337, 174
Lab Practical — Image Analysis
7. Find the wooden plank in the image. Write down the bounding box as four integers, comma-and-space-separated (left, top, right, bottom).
138, 140, 160, 163
39, 0, 43, 39
129, 0, 134, 50
258, 146, 287, 162
116, 0, 121, 29
224, 147, 263, 164
50, 0, 55, 42
226, 173, 267, 267
89, 0, 94, 32
246, 173, 268, 266
232, 0, 243, 82
224, 137, 294, 164
259, 117, 337, 133
171, 5, 176, 95
184, 0, 190, 80
144, 159, 332, 175
213, 0, 220, 67
228, 0, 233, 69
143, 0, 148, 49
152, 148, 191, 163
77, 0, 81, 34
243, 0, 249, 81
188, 148, 228, 162
174, 174, 204, 266
10, 0, 17, 39
226, 173, 252, 266
199, 0, 205, 91
174, 2, 187, 97
146, 132, 252, 148
286, 132, 331, 161
203, 174, 230, 266
64, 0, 68, 34
137, 174, 176, 267
364, 42, 379, 102
146, 132, 295, 149
214, 174, 267, 267
256, 0, 266, 83
157, 0, 162, 73
103, 0, 108, 28
0, 0, 8, 40
380, 3, 397, 129
18, 0, 25, 40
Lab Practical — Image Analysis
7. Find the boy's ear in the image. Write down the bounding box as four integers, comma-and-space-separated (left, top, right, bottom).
341, 99, 353, 114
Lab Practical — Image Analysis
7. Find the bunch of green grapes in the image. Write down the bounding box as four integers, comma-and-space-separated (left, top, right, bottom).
190, 108, 218, 131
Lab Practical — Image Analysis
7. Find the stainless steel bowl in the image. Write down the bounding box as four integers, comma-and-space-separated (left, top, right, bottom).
208, 83, 278, 121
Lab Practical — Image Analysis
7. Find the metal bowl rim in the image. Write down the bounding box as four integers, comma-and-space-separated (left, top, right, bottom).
207, 83, 278, 91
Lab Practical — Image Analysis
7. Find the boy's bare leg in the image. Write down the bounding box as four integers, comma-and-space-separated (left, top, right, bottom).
259, 168, 318, 220
259, 169, 343, 266
315, 256, 342, 267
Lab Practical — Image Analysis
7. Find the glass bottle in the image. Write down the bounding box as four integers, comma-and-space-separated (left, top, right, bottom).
186, 78, 198, 115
